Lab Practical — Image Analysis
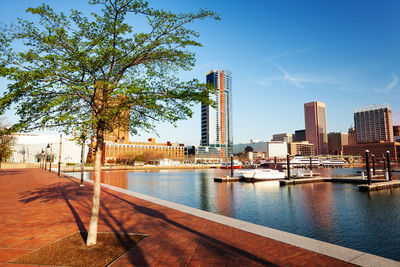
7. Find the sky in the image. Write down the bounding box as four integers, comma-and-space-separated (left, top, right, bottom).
1, 0, 400, 145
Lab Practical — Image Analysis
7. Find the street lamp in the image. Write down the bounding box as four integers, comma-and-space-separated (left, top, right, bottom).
44, 146, 48, 170
48, 143, 53, 173
46, 144, 51, 172
40, 149, 44, 168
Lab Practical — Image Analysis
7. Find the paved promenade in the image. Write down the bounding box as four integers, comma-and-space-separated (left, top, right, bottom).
0, 169, 355, 266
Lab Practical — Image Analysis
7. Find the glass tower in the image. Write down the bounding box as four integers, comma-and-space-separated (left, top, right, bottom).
201, 70, 233, 158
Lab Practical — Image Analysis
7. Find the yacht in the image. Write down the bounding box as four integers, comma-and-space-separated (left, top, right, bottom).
321, 158, 345, 167
240, 163, 285, 180
290, 156, 321, 167
220, 159, 243, 169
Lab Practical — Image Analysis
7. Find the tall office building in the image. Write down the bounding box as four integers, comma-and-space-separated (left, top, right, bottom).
304, 101, 328, 155
201, 70, 233, 158
354, 103, 394, 143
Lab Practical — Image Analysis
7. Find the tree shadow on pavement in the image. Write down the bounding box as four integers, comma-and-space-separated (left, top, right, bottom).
101, 189, 278, 266
19, 181, 149, 266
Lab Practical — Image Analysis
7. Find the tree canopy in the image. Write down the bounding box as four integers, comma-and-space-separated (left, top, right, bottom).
0, 0, 219, 136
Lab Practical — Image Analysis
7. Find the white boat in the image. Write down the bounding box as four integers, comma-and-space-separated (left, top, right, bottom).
321, 158, 345, 167
220, 159, 243, 169
240, 169, 286, 180
290, 156, 321, 166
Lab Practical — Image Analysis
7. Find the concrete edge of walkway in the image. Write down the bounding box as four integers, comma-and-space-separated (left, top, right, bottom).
78, 175, 400, 267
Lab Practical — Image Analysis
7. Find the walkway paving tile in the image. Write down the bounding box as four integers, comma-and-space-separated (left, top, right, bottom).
0, 169, 356, 266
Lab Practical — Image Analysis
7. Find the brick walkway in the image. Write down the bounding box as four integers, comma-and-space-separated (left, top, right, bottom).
0, 169, 355, 266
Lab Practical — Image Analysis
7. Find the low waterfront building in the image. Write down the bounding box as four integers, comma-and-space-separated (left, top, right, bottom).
266, 141, 287, 158
288, 141, 314, 156
9, 133, 85, 164
343, 141, 400, 161
195, 145, 223, 163
102, 138, 185, 164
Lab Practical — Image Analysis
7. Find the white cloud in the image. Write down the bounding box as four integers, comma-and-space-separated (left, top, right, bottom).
263, 45, 318, 62
373, 73, 398, 93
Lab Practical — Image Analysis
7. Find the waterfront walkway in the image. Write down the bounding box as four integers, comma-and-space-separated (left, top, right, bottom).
0, 169, 356, 266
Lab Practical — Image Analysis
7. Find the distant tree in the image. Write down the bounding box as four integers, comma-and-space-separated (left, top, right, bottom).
0, 122, 15, 170
0, 0, 219, 245
244, 146, 254, 153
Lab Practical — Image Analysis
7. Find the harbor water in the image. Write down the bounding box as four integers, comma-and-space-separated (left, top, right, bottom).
67, 168, 400, 261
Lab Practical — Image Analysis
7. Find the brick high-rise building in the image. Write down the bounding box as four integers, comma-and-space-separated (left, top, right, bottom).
348, 127, 356, 145
201, 70, 233, 158
354, 103, 394, 143
328, 132, 348, 155
304, 101, 328, 155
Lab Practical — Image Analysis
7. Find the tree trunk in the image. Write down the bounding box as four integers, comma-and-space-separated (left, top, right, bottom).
86, 139, 102, 246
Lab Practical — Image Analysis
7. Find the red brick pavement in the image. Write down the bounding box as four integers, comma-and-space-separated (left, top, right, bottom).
0, 169, 355, 266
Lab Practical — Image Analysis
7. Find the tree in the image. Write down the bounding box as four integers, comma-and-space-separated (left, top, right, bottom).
244, 146, 254, 153
0, 0, 219, 245
0, 121, 15, 170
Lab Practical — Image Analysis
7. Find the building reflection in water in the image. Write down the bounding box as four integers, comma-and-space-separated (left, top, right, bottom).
214, 182, 235, 217
199, 171, 211, 211
298, 183, 333, 230
89, 171, 128, 189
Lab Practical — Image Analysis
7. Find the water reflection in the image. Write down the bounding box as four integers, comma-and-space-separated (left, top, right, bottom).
199, 171, 210, 211
88, 171, 129, 189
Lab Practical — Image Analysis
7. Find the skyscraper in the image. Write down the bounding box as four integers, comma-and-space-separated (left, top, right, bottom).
354, 103, 394, 143
304, 101, 328, 155
201, 70, 233, 158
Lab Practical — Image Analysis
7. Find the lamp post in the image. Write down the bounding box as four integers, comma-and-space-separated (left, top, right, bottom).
40, 150, 43, 168
386, 151, 392, 181
365, 150, 371, 185
286, 154, 290, 180
230, 154, 234, 178
44, 146, 48, 170
58, 135, 62, 176
47, 143, 51, 172
372, 154, 375, 176
80, 136, 86, 187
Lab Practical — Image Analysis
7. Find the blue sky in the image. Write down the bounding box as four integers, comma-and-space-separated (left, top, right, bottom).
1, 0, 400, 145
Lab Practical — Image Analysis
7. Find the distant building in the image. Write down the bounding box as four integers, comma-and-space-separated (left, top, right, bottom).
103, 138, 185, 164
294, 129, 306, 142
343, 142, 400, 161
354, 103, 394, 143
201, 70, 233, 158
393, 125, 400, 142
304, 101, 328, 155
328, 132, 348, 155
266, 141, 287, 158
272, 133, 293, 143
288, 141, 314, 156
195, 145, 224, 163
10, 133, 85, 164
233, 141, 267, 154
348, 127, 357, 145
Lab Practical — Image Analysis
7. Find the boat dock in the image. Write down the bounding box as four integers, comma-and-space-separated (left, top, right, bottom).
280, 176, 400, 191
214, 176, 242, 182
358, 180, 400, 191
